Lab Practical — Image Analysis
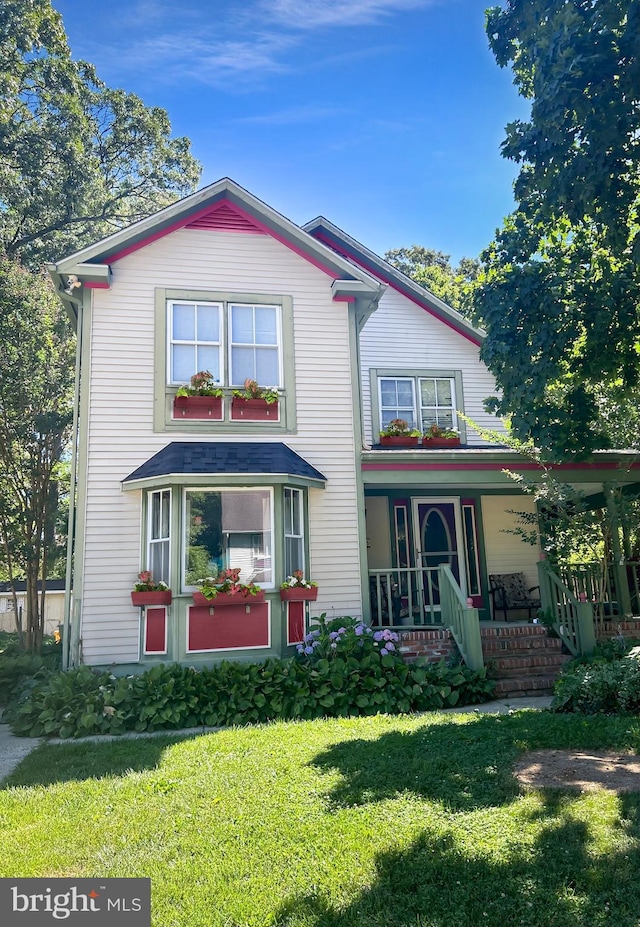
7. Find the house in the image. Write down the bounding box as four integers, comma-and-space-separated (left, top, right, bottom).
47, 178, 640, 682
0, 580, 65, 637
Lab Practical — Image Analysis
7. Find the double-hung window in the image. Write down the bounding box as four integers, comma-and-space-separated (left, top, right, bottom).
148, 489, 171, 585
284, 488, 305, 576
167, 299, 282, 389
376, 372, 462, 435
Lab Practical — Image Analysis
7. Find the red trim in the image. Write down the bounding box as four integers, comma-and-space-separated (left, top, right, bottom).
131, 589, 172, 606
333, 294, 355, 302
173, 395, 223, 420
144, 606, 167, 653
84, 281, 110, 289
231, 397, 280, 421
188, 603, 269, 650
103, 196, 344, 280
280, 586, 318, 602
192, 590, 265, 607
362, 460, 640, 472
287, 600, 305, 644
312, 229, 482, 346
187, 201, 265, 233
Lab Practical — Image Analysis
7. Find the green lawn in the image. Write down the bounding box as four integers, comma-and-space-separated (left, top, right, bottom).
2, 710, 640, 927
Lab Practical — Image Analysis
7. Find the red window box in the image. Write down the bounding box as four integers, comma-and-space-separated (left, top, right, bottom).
173, 395, 223, 420
379, 435, 420, 447
280, 587, 318, 602
188, 602, 270, 651
192, 590, 266, 607
131, 590, 172, 606
422, 437, 461, 448
231, 398, 279, 421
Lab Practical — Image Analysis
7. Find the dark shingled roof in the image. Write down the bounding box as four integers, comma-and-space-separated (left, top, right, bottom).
123, 442, 326, 484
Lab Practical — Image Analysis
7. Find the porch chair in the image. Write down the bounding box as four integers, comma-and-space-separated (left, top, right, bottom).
489, 572, 541, 622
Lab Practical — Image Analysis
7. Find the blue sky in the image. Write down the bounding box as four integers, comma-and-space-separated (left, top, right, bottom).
52, 0, 528, 263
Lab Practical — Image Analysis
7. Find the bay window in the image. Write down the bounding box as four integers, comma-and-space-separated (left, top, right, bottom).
148, 489, 171, 584
184, 488, 273, 589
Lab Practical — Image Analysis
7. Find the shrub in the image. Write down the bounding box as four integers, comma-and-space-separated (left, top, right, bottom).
0, 634, 62, 707
7, 616, 495, 738
552, 653, 640, 714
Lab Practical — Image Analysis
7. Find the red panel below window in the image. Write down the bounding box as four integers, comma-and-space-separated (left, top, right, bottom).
145, 607, 167, 653
188, 603, 270, 651
287, 601, 305, 644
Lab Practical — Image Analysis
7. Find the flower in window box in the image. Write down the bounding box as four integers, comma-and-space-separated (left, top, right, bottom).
422, 424, 461, 448
131, 571, 172, 606
379, 418, 421, 447
173, 370, 224, 420
231, 378, 280, 420
192, 567, 265, 606
280, 570, 318, 601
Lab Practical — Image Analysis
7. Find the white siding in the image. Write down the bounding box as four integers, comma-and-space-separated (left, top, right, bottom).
481, 495, 540, 591
360, 288, 505, 445
80, 228, 363, 664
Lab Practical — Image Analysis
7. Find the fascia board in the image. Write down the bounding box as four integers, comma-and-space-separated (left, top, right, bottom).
121, 472, 327, 492
51, 179, 381, 292
304, 216, 486, 345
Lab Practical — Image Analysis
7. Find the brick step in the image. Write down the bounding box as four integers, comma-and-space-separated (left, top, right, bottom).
481, 635, 564, 654
480, 624, 549, 638
487, 653, 572, 678
493, 675, 559, 697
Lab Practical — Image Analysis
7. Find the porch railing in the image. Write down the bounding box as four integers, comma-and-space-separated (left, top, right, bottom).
438, 564, 483, 671
368, 565, 483, 670
369, 566, 443, 626
537, 560, 596, 656
556, 561, 640, 632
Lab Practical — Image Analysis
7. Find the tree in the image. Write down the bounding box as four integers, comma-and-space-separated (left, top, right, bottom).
0, 0, 201, 267
0, 1, 201, 649
0, 259, 74, 651
475, 0, 640, 459
384, 245, 480, 319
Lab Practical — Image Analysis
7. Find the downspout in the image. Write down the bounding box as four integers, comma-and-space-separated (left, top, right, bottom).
62, 300, 83, 670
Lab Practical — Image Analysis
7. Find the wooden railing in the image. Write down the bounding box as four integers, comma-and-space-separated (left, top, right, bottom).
557, 561, 640, 632
368, 566, 442, 626
438, 564, 483, 671
537, 560, 596, 656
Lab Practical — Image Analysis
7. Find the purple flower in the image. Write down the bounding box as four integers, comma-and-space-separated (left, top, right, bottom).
329, 631, 340, 640
304, 632, 317, 644
373, 631, 384, 641
385, 641, 395, 651
304, 646, 314, 655
330, 642, 338, 649
354, 625, 364, 636
380, 647, 389, 656
296, 644, 304, 654
338, 627, 346, 634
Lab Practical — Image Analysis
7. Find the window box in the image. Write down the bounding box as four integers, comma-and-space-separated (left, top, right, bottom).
231, 397, 279, 421
280, 586, 318, 602
422, 436, 461, 448
192, 590, 266, 607
131, 590, 172, 607
379, 435, 420, 448
173, 395, 223, 420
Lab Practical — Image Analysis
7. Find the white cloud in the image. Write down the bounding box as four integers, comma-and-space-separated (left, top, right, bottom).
263, 0, 433, 30
235, 104, 350, 125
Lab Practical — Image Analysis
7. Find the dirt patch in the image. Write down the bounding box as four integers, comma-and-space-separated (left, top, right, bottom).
514, 750, 640, 793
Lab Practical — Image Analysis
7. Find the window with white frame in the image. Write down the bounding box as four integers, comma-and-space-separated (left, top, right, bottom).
167, 300, 281, 388
183, 488, 273, 589
284, 487, 304, 576
148, 489, 171, 585
378, 375, 458, 433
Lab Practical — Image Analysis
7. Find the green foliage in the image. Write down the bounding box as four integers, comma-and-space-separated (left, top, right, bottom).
552, 643, 640, 714
0, 0, 201, 267
477, 0, 640, 459
384, 245, 480, 320
6, 618, 495, 737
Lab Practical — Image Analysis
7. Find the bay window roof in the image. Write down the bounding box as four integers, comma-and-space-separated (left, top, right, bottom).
122, 442, 327, 490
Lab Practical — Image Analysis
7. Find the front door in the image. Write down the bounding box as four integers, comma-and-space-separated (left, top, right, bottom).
412, 498, 467, 617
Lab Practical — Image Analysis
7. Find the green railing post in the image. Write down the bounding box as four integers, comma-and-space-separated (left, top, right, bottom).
605, 484, 633, 617
576, 597, 596, 655
462, 604, 484, 672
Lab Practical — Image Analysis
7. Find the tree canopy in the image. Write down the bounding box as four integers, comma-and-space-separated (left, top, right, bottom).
0, 0, 202, 649
0, 0, 201, 267
384, 245, 480, 319
475, 0, 640, 459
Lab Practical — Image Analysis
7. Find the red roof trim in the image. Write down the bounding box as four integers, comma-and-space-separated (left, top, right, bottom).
312, 229, 482, 346
102, 197, 343, 280
362, 460, 640, 472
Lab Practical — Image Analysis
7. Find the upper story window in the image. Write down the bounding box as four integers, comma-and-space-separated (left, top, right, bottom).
379, 375, 458, 432
169, 302, 222, 384
167, 299, 282, 388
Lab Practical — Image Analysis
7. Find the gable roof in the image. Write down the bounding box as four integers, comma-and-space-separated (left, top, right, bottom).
47, 178, 384, 325
303, 216, 485, 346
122, 442, 327, 489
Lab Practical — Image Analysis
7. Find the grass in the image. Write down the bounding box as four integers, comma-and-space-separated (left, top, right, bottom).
2, 709, 640, 926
